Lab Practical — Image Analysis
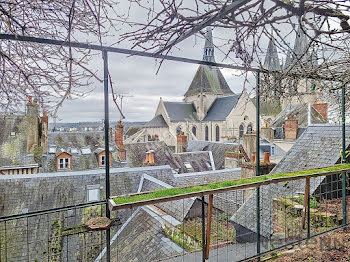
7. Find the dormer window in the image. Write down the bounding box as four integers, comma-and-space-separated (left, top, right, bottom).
100, 155, 105, 167
59, 158, 70, 169
56, 152, 72, 171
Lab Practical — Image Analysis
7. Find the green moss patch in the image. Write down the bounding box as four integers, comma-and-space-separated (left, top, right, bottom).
113, 164, 350, 205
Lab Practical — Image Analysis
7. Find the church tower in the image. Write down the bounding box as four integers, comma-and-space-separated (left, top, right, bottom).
183, 27, 234, 120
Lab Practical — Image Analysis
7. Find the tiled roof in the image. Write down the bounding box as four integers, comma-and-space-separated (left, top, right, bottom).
163, 102, 197, 122
232, 124, 350, 238
203, 95, 240, 121
145, 114, 168, 127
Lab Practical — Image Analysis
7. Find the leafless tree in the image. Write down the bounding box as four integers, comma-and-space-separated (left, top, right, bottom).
1, 0, 350, 116
0, 0, 123, 115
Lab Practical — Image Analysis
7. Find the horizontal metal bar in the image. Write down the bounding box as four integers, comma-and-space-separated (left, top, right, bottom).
0, 200, 106, 222
109, 167, 350, 210
241, 222, 350, 262
0, 33, 257, 72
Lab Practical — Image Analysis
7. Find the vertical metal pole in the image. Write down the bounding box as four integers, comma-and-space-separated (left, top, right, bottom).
201, 195, 206, 262
307, 190, 311, 238
255, 72, 261, 259
103, 50, 111, 262
342, 85, 347, 225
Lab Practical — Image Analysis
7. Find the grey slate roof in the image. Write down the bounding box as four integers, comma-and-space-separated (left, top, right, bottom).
163, 102, 198, 122
232, 124, 350, 238
184, 65, 234, 97
271, 103, 327, 128
187, 140, 239, 169
145, 114, 168, 127
174, 151, 213, 172
203, 95, 240, 121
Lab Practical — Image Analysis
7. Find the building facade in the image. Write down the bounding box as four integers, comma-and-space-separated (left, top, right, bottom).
133, 28, 257, 147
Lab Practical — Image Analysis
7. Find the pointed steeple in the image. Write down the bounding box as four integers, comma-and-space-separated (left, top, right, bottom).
263, 34, 281, 70
203, 27, 215, 62
293, 26, 309, 58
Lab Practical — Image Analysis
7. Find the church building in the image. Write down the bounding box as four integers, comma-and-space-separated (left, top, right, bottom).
140, 28, 257, 147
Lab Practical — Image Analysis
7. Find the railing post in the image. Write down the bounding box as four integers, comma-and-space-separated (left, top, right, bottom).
255, 71, 261, 260
103, 49, 111, 262
342, 85, 347, 225
202, 195, 206, 262
205, 194, 213, 260
307, 189, 311, 238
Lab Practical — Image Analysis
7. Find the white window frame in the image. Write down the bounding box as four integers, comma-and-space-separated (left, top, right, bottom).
58, 157, 70, 170
87, 185, 100, 202
100, 154, 106, 167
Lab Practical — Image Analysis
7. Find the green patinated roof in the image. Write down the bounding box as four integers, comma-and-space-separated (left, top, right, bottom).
184, 65, 234, 97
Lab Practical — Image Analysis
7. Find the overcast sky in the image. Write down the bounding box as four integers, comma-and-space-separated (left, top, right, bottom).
53, 1, 290, 124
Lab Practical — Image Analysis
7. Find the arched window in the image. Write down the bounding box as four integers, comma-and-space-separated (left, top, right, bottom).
176, 126, 182, 136
247, 124, 252, 134
148, 135, 151, 141
239, 124, 244, 138
215, 125, 220, 141
192, 126, 197, 137
205, 126, 209, 141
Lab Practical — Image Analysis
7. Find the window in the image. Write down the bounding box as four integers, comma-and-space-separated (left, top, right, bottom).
87, 185, 100, 202
271, 145, 276, 156
10, 131, 16, 136
239, 124, 244, 138
215, 125, 220, 141
192, 126, 197, 137
101, 155, 105, 166
176, 126, 182, 136
148, 135, 151, 141
247, 124, 252, 134
58, 158, 70, 170
205, 126, 209, 141
81, 147, 91, 155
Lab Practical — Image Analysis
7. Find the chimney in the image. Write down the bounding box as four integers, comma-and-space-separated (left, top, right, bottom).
115, 121, 126, 161
264, 152, 270, 163
40, 111, 49, 154
145, 151, 150, 163
176, 134, 188, 153
243, 133, 256, 161
260, 124, 274, 142
251, 152, 256, 163
313, 103, 328, 120
285, 118, 298, 139
148, 150, 155, 165
28, 96, 33, 104
26, 97, 40, 153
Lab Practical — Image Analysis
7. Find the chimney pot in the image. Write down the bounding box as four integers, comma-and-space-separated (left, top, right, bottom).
264, 152, 270, 163
28, 96, 32, 103
251, 152, 256, 163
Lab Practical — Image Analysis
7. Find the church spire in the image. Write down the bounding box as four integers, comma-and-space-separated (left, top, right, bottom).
203, 27, 215, 62
263, 34, 281, 70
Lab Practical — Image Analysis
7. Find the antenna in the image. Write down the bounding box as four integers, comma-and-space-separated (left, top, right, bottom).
116, 93, 133, 120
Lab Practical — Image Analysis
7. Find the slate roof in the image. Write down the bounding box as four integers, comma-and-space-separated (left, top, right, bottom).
125, 141, 185, 171
203, 95, 240, 121
187, 140, 239, 169
263, 36, 281, 71
271, 103, 327, 128
163, 102, 198, 122
232, 124, 350, 238
184, 65, 234, 97
174, 151, 214, 172
145, 114, 168, 127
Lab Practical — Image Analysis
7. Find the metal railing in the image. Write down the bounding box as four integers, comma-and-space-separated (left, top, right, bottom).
1, 168, 348, 261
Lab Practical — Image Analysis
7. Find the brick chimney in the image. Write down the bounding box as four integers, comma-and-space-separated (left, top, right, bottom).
264, 152, 270, 164
40, 111, 48, 154
148, 150, 155, 165
115, 121, 126, 161
285, 117, 298, 139
313, 103, 328, 120
176, 133, 188, 153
